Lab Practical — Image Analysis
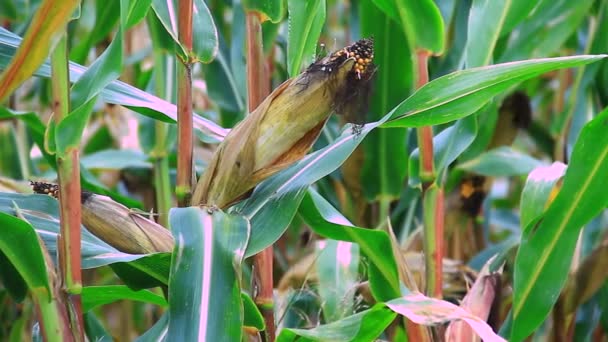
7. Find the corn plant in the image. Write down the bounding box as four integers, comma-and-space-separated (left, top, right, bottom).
0, 0, 607, 341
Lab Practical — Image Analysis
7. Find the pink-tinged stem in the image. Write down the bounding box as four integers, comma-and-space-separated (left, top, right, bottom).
176, 0, 194, 206
246, 11, 275, 341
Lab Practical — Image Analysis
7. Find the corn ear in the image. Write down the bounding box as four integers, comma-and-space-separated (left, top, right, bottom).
192, 39, 375, 208
30, 181, 174, 254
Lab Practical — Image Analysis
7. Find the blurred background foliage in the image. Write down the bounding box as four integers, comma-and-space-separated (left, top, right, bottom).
0, 0, 607, 341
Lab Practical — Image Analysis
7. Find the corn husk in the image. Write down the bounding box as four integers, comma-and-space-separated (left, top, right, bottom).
192, 39, 375, 208
30, 181, 173, 254
80, 194, 174, 254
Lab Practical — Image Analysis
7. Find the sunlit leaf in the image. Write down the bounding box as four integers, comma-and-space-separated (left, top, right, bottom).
82, 285, 167, 312
512, 107, 608, 341
167, 207, 250, 341
382, 55, 606, 128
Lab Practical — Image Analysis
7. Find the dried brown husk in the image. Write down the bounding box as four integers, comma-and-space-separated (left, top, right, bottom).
191, 39, 376, 208
191, 58, 356, 208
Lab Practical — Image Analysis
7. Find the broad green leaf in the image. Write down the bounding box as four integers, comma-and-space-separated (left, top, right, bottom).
228, 5, 248, 118
0, 212, 50, 301
82, 285, 167, 312
151, 0, 218, 63
0, 0, 79, 102
0, 250, 28, 301
81, 149, 153, 170
70, 0, 120, 64
382, 55, 606, 128
277, 304, 395, 342
0, 1, 20, 21
512, 107, 608, 341
457, 146, 544, 177
83, 312, 113, 342
136, 312, 168, 342
110, 253, 171, 289
386, 293, 505, 341
372, 0, 444, 54
70, 26, 123, 110
500, 0, 593, 62
410, 116, 478, 188
242, 292, 265, 330
520, 162, 567, 231
168, 207, 250, 341
55, 97, 96, 157
458, 102, 499, 161
465, 0, 511, 68
359, 1, 412, 200
287, 0, 325, 77
432, 1, 470, 77
243, 0, 284, 23
0, 193, 168, 278
124, 0, 153, 28
0, 27, 228, 141
300, 190, 400, 301
564, 4, 608, 156
0, 123, 24, 179
241, 121, 386, 257
201, 32, 246, 114
499, 1, 538, 37
316, 240, 359, 322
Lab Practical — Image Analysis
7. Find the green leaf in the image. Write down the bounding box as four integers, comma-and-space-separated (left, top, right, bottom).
201, 33, 246, 113
81, 149, 153, 170
316, 240, 359, 322
512, 107, 608, 341
457, 146, 544, 177
0, 27, 228, 141
500, 0, 593, 62
465, 0, 511, 68
410, 116, 478, 188
243, 0, 284, 23
83, 312, 113, 342
300, 190, 400, 301
0, 0, 79, 102
0, 212, 50, 301
55, 97, 96, 156
151, 0, 218, 63
0, 250, 28, 302
0, 123, 24, 178
287, 0, 325, 77
520, 162, 567, 232
499, 1, 539, 37
0, 193, 168, 282
372, 0, 444, 54
124, 0, 153, 28
277, 304, 395, 342
382, 55, 607, 128
70, 0, 120, 64
242, 292, 265, 330
168, 207, 250, 341
242, 121, 386, 257
82, 285, 167, 312
70, 26, 123, 110
136, 312, 168, 342
110, 253, 171, 289
359, 1, 412, 200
